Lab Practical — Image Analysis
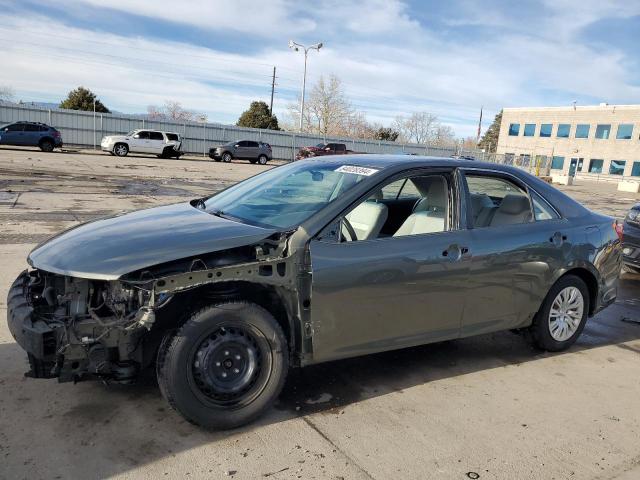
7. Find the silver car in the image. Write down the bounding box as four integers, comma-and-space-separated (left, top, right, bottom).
209, 140, 272, 164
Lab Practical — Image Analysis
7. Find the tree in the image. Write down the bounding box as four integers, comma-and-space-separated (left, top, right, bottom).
60, 86, 110, 113
478, 110, 502, 152
374, 127, 399, 141
146, 101, 204, 122
0, 85, 14, 102
236, 101, 280, 130
433, 124, 457, 147
393, 112, 439, 144
288, 75, 354, 136
461, 136, 478, 149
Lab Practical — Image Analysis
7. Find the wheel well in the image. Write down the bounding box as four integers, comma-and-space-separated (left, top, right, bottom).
223, 151, 233, 157
159, 281, 295, 352
561, 268, 598, 316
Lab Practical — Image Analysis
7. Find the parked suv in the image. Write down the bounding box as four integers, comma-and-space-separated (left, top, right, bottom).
209, 140, 272, 164
622, 203, 640, 273
0, 121, 63, 151
101, 130, 183, 158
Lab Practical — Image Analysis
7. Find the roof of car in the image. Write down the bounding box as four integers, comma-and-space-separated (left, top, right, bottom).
303, 154, 505, 171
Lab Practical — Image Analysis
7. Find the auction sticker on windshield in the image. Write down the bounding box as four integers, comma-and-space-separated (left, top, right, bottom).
335, 165, 379, 176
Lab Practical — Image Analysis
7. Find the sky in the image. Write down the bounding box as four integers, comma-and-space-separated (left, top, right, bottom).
0, 0, 639, 137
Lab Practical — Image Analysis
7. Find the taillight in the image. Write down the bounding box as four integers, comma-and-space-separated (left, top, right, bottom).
266, 143, 272, 150
614, 220, 624, 241
53, 131, 61, 138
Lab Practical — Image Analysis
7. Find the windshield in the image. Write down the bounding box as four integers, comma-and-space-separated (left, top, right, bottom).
204, 162, 378, 229
126, 130, 137, 136
315, 143, 326, 148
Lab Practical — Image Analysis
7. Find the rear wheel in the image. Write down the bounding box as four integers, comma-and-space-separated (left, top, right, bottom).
257, 155, 268, 165
113, 143, 129, 157
222, 152, 232, 163
529, 275, 589, 351
157, 302, 288, 429
39, 139, 54, 152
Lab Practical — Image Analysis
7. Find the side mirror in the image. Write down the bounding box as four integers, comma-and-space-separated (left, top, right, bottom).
234, 144, 240, 148
133, 134, 140, 139
324, 147, 331, 151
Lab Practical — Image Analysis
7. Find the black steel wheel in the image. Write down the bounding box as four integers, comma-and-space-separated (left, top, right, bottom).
157, 302, 288, 429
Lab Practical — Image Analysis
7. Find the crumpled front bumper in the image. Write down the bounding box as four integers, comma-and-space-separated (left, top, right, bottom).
6, 271, 58, 378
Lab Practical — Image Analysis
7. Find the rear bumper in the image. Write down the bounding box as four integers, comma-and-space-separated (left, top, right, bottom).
7, 271, 58, 378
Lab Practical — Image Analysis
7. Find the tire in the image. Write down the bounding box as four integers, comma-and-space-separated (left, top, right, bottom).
157, 302, 288, 430
222, 152, 232, 163
39, 139, 54, 152
257, 155, 268, 165
113, 143, 129, 157
529, 275, 589, 352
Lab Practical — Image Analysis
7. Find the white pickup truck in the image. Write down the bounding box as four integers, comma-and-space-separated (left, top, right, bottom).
101, 129, 183, 158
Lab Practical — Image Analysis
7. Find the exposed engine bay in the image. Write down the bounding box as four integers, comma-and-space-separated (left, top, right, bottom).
16, 269, 166, 383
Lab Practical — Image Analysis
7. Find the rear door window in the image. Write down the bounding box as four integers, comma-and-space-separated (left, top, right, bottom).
149, 131, 164, 140
247, 141, 259, 148
23, 124, 41, 132
465, 174, 533, 227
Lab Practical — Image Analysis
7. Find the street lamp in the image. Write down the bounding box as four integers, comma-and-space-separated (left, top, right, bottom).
289, 40, 323, 132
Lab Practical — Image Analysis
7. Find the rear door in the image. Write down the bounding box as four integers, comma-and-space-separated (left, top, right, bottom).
460, 169, 565, 335
308, 168, 471, 363
22, 124, 42, 146
148, 131, 166, 154
245, 141, 260, 160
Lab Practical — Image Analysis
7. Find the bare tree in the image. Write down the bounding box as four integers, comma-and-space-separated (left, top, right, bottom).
433, 124, 457, 147
393, 112, 439, 144
146, 101, 203, 122
0, 85, 15, 102
287, 75, 355, 136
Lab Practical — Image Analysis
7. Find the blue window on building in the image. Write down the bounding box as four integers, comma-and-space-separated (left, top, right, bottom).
609, 160, 626, 175
523, 123, 536, 136
551, 156, 565, 170
539, 124, 552, 137
575, 124, 590, 138
616, 124, 633, 140
632, 162, 640, 177
589, 159, 604, 173
557, 124, 570, 138
508, 123, 520, 136
595, 124, 611, 139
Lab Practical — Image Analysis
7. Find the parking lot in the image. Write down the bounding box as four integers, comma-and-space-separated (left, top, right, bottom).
1, 147, 640, 480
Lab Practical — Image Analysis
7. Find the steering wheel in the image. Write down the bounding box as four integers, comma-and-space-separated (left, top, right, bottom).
341, 217, 358, 242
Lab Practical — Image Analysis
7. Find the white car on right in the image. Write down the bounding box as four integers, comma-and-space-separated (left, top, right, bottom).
101, 129, 183, 158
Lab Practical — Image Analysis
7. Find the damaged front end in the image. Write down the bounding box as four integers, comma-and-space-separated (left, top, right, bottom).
7, 269, 168, 383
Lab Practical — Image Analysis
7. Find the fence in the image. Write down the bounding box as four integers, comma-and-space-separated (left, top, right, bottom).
0, 102, 482, 161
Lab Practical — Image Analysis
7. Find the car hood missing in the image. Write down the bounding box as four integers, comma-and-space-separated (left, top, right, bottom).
28, 202, 277, 280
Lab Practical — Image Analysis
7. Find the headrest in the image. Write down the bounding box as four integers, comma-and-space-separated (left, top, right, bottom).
497, 194, 530, 215
425, 178, 447, 209
369, 189, 383, 201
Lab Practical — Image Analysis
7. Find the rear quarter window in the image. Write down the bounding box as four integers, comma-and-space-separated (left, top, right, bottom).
166, 133, 179, 141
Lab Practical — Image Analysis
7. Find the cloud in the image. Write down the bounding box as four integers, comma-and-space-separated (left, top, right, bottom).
1, 0, 639, 137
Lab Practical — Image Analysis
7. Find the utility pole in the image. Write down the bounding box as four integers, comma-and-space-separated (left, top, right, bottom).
269, 66, 276, 115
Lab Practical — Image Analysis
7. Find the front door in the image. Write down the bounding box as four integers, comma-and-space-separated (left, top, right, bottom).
0, 124, 25, 145
130, 131, 150, 152
308, 170, 470, 363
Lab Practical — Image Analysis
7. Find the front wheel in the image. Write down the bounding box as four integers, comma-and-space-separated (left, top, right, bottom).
529, 275, 589, 351
157, 302, 288, 429
222, 152, 232, 163
113, 143, 129, 157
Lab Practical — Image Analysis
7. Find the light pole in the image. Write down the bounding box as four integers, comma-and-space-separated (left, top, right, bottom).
288, 40, 323, 132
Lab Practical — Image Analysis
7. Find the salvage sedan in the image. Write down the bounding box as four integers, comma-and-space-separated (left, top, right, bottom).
7, 156, 621, 429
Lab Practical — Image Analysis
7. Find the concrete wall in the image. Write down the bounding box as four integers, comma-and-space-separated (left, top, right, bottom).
496, 105, 640, 178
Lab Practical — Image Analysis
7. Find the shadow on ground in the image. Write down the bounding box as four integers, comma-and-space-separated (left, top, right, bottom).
1, 275, 639, 478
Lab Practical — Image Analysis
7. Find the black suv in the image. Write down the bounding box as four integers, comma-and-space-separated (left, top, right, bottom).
0, 121, 63, 151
